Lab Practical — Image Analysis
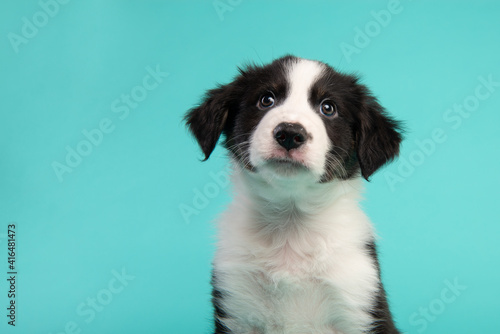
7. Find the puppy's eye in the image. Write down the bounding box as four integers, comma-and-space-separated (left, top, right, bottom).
320, 100, 337, 117
258, 92, 275, 109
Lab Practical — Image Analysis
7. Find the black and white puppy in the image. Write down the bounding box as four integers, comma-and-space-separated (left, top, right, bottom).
185, 55, 402, 334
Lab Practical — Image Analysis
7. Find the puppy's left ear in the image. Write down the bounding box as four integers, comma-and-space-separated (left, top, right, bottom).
184, 84, 235, 160
357, 96, 403, 180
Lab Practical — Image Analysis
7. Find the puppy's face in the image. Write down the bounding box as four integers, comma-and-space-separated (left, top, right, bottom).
185, 56, 402, 182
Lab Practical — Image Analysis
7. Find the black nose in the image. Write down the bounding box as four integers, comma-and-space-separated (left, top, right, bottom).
273, 122, 308, 151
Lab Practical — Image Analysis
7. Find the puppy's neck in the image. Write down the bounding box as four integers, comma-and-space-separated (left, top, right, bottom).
231, 164, 364, 221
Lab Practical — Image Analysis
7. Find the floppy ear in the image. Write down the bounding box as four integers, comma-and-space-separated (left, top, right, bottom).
184, 85, 235, 160
357, 97, 403, 180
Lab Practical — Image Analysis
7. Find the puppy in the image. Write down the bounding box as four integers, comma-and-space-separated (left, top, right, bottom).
185, 55, 402, 334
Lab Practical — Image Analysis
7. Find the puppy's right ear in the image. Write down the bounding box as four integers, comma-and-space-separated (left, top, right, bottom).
184, 84, 235, 160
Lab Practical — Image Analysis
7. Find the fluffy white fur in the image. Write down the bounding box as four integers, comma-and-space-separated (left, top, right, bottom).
213, 59, 380, 334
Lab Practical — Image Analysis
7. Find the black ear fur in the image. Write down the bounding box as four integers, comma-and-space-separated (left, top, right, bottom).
357, 95, 403, 180
184, 85, 235, 160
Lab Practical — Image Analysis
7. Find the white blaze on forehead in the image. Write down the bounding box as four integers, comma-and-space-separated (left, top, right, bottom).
249, 58, 331, 180
286, 58, 325, 106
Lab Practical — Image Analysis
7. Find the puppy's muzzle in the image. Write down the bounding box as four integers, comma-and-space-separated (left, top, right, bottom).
273, 122, 308, 151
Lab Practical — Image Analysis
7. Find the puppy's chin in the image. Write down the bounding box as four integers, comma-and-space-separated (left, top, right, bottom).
248, 148, 326, 183
263, 158, 309, 177
247, 157, 324, 186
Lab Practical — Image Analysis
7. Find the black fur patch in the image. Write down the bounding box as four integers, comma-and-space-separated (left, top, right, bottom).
366, 242, 401, 334
211, 273, 232, 334
185, 56, 292, 168
309, 66, 403, 181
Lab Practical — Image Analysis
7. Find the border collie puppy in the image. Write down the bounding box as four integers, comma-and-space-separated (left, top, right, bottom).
185, 55, 402, 334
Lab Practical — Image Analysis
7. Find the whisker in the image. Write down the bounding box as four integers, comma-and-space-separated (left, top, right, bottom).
325, 151, 348, 179
329, 145, 351, 157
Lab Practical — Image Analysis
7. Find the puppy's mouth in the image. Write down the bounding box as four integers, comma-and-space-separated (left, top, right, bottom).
263, 157, 309, 175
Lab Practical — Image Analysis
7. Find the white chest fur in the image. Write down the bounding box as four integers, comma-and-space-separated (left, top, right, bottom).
213, 171, 380, 334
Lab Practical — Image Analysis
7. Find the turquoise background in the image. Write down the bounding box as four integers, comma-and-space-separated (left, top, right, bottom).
1, 0, 499, 333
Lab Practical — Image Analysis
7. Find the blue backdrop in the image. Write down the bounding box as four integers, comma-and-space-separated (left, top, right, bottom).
1, 1, 499, 333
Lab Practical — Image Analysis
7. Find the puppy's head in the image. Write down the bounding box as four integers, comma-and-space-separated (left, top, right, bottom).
185, 56, 402, 182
